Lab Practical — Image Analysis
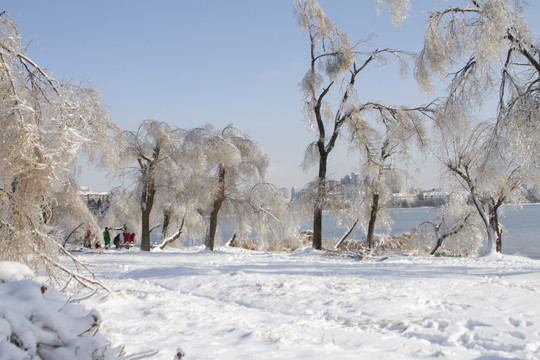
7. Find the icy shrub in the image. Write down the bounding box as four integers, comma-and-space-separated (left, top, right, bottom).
229, 236, 258, 251
228, 235, 303, 252
300, 230, 313, 246
268, 235, 303, 252
0, 262, 124, 359
410, 200, 483, 257
333, 233, 425, 257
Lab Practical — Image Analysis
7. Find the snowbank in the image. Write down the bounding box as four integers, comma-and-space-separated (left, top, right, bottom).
0, 262, 123, 359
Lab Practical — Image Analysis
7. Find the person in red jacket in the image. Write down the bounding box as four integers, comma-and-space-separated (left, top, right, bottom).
123, 230, 130, 244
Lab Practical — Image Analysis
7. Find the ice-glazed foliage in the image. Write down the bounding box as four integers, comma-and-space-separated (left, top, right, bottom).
412, 193, 484, 256
433, 113, 527, 254
295, 0, 355, 82
416, 0, 531, 94
101, 188, 139, 235
295, 0, 355, 128
122, 120, 186, 251
183, 124, 291, 250
0, 13, 122, 279
376, 0, 411, 29
295, 0, 427, 249
346, 103, 430, 246
115, 122, 286, 251
419, 0, 540, 254
185, 124, 268, 199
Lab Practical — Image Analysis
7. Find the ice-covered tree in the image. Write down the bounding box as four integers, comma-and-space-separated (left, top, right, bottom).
185, 124, 287, 251
414, 0, 540, 254
153, 154, 209, 250
122, 120, 185, 251
412, 193, 483, 256
0, 12, 121, 284
295, 0, 426, 249
348, 103, 429, 248
433, 114, 529, 254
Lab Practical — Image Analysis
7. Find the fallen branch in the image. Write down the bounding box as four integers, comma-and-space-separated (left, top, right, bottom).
338, 315, 429, 333
42, 254, 110, 292
49, 241, 110, 291
334, 218, 359, 249
120, 349, 160, 360
157, 217, 185, 250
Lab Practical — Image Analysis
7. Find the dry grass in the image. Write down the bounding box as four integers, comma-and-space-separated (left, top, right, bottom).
228, 231, 432, 257
332, 233, 425, 257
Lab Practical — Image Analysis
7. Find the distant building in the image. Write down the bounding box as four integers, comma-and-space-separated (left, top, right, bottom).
79, 187, 109, 214
79, 186, 108, 202
417, 188, 449, 201
341, 171, 361, 185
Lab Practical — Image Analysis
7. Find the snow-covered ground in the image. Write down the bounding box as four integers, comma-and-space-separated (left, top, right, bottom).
64, 246, 540, 359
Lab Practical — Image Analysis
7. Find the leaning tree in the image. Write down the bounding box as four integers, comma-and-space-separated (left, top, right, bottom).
0, 12, 121, 286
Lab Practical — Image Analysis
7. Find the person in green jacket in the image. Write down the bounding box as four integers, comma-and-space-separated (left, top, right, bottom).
103, 227, 111, 249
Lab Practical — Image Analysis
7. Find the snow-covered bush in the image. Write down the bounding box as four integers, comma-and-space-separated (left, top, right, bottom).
0, 262, 123, 359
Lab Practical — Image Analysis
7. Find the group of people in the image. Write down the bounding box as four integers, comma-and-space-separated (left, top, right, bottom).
103, 226, 136, 249
83, 227, 136, 249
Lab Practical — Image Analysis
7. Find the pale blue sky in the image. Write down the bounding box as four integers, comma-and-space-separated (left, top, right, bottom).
3, 1, 538, 192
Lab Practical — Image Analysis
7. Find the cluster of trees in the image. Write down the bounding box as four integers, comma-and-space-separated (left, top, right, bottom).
296, 0, 540, 256
107, 122, 293, 252
1, 0, 539, 284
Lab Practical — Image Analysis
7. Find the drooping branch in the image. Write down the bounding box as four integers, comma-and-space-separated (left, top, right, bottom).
62, 222, 85, 247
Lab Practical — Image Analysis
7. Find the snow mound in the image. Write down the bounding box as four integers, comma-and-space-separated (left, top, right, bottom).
0, 262, 35, 283
0, 261, 123, 360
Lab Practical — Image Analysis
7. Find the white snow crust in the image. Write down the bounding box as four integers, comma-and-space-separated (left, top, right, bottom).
70, 247, 540, 359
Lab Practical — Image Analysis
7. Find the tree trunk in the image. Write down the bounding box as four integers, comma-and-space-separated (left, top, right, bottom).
471, 193, 497, 255
366, 193, 380, 249
312, 151, 328, 250
141, 180, 155, 252
161, 208, 172, 241
313, 208, 323, 250
489, 203, 503, 253
205, 166, 226, 251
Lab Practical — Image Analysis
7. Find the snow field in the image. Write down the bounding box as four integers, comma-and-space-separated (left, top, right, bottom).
73, 247, 540, 359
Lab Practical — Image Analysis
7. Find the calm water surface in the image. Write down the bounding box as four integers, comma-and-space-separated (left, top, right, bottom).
313, 204, 540, 259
